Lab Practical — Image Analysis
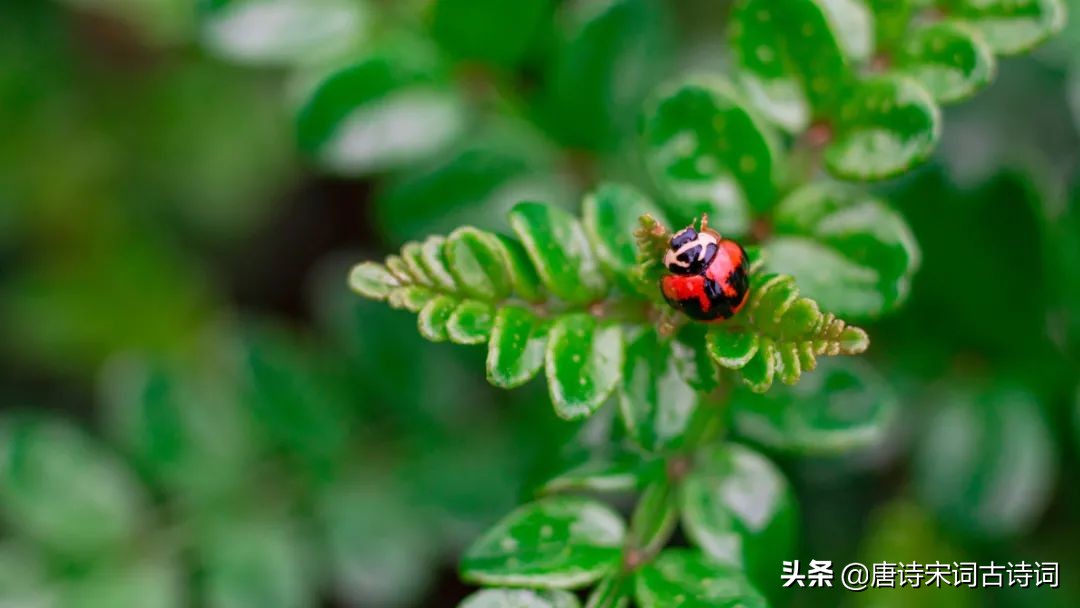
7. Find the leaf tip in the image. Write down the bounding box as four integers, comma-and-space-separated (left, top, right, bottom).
839, 326, 870, 354
348, 261, 400, 301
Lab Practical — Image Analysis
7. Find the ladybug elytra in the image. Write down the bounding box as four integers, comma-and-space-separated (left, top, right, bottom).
659, 218, 749, 322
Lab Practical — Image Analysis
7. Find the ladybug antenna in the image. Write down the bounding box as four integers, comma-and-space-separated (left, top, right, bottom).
699, 213, 710, 233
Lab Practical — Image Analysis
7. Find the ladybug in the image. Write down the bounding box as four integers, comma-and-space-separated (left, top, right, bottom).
659, 218, 750, 322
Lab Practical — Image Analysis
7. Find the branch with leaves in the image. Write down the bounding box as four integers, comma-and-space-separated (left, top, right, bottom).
347, 0, 1064, 605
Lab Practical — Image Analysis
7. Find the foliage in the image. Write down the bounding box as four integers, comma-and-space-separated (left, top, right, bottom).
0, 0, 1075, 607
341, 0, 1067, 605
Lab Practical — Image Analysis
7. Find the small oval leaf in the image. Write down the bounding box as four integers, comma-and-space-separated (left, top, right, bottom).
420, 236, 459, 292
618, 330, 699, 453
914, 384, 1056, 539
201, 0, 367, 66
418, 295, 458, 342
825, 75, 941, 181
768, 181, 921, 318
541, 0, 671, 150
953, 0, 1066, 56
295, 41, 465, 175
634, 549, 767, 608
459, 588, 581, 608
641, 76, 779, 231
705, 329, 759, 369
460, 496, 626, 589
671, 324, 721, 393
447, 300, 495, 345
899, 21, 996, 104
202, 513, 316, 608
740, 338, 776, 393
0, 416, 147, 556
494, 235, 546, 303
486, 306, 550, 388
445, 227, 513, 301
540, 453, 656, 495
731, 0, 860, 130
729, 358, 896, 454
546, 315, 623, 420
583, 183, 665, 285
680, 443, 798, 587
764, 238, 885, 318
348, 262, 400, 301
510, 203, 608, 304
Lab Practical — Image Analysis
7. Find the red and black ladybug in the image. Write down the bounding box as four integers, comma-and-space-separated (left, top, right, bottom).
659, 218, 749, 322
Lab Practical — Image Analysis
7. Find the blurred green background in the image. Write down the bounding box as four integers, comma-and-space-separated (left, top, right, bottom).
1, 0, 1079, 606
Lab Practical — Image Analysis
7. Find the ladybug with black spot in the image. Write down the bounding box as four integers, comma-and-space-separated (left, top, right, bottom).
659, 217, 750, 322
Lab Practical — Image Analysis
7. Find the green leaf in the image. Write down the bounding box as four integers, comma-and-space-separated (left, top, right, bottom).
421, 236, 459, 292
816, 0, 876, 62
627, 478, 679, 555
200, 0, 368, 66
100, 356, 254, 504
680, 443, 797, 587
867, 0, 914, 49
542, 0, 671, 149
401, 241, 435, 287
238, 326, 350, 466
671, 324, 722, 393
642, 76, 780, 232
707, 274, 870, 393
952, 0, 1066, 55
445, 227, 514, 301
618, 329, 698, 453
825, 75, 941, 180
546, 314, 623, 420
0, 415, 147, 556
201, 513, 316, 608
431, 0, 554, 67
386, 254, 418, 285
763, 238, 881, 316
540, 452, 657, 495
634, 549, 767, 608
729, 358, 896, 454
347, 261, 400, 300
387, 285, 436, 313
914, 383, 1057, 539
583, 183, 665, 287
316, 476, 437, 607
495, 234, 547, 303
62, 556, 183, 608
418, 295, 458, 342
898, 21, 996, 104
295, 39, 465, 175
510, 202, 608, 304
767, 181, 921, 317
731, 0, 863, 131
585, 575, 631, 608
460, 496, 626, 588
486, 306, 550, 388
705, 330, 759, 369
460, 588, 581, 608
739, 338, 777, 393
447, 300, 495, 345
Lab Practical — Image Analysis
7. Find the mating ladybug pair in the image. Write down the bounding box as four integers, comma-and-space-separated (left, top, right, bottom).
659, 217, 750, 322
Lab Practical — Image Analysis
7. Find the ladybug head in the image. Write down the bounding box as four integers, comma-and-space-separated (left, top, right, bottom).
664, 225, 720, 276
